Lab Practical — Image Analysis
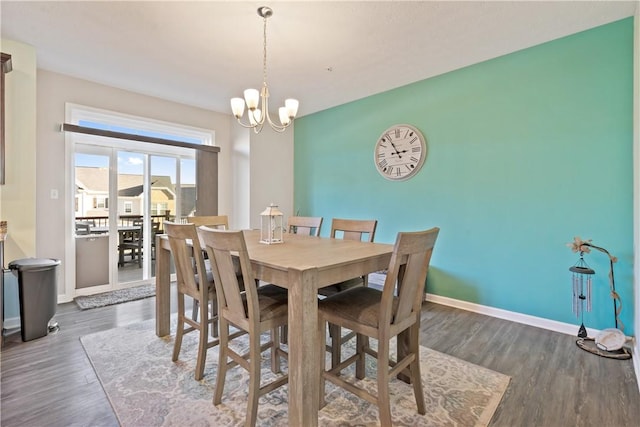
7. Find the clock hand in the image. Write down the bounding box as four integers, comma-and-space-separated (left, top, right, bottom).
389, 141, 403, 159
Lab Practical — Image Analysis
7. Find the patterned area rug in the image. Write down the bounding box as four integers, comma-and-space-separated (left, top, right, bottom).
81, 319, 510, 426
74, 284, 155, 310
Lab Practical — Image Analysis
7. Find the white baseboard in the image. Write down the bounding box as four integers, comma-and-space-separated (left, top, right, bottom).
633, 340, 640, 393
426, 293, 601, 339
426, 293, 640, 392
3, 316, 20, 330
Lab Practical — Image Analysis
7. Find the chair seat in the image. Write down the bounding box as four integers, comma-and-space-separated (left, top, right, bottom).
256, 285, 288, 322
223, 284, 288, 323
319, 286, 398, 329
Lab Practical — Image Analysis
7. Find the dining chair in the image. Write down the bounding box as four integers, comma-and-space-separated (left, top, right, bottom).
164, 221, 231, 381
185, 215, 231, 320
75, 221, 92, 235
287, 216, 323, 237
199, 227, 289, 427
321, 218, 378, 296
118, 219, 143, 267
322, 218, 378, 368
150, 220, 161, 260
318, 227, 439, 426
186, 215, 229, 229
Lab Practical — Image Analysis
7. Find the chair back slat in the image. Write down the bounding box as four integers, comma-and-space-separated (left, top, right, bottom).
382, 227, 439, 327
164, 222, 208, 299
330, 218, 377, 242
200, 228, 258, 328
287, 216, 323, 237
187, 215, 229, 230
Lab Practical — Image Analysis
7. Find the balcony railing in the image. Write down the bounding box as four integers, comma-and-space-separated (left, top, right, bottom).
75, 212, 172, 234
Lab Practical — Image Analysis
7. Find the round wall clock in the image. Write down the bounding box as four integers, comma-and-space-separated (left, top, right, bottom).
374, 124, 427, 181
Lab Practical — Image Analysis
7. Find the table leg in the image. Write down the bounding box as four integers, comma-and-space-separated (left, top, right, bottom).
155, 235, 171, 337
287, 267, 319, 427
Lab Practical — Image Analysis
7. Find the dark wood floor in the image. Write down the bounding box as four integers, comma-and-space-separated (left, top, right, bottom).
1, 292, 639, 427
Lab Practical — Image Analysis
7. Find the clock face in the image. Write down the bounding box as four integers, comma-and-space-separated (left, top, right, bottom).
374, 124, 427, 181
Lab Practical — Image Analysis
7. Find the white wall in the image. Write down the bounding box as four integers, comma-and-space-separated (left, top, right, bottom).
248, 127, 294, 230
0, 39, 37, 262
230, 122, 250, 230
36, 70, 236, 301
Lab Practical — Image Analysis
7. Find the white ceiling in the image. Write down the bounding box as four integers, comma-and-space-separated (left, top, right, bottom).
1, 1, 637, 117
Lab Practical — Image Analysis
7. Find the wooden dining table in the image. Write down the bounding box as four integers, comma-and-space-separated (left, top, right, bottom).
155, 229, 394, 426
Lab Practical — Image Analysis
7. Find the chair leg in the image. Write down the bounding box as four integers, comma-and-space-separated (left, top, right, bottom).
377, 338, 392, 427
194, 297, 209, 381
329, 323, 342, 369
213, 319, 229, 405
210, 300, 219, 338
355, 333, 366, 379
409, 325, 426, 415
246, 331, 262, 427
318, 317, 327, 408
192, 299, 199, 321
172, 293, 185, 362
270, 327, 281, 374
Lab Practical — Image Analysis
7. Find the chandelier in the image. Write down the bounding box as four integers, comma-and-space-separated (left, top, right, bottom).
230, 6, 299, 133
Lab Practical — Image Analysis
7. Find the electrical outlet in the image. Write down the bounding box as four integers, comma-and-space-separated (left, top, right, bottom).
50, 189, 59, 199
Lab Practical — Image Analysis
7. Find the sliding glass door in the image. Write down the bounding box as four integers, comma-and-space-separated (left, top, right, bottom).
73, 143, 194, 294
65, 103, 215, 299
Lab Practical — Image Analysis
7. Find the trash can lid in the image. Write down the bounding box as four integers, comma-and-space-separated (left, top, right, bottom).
8, 258, 61, 271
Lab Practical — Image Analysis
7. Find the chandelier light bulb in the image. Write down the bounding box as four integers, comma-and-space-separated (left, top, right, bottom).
285, 99, 299, 118
231, 98, 246, 118
244, 89, 260, 110
279, 107, 290, 126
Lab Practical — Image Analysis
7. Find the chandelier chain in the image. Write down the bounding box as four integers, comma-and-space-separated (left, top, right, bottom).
263, 14, 268, 87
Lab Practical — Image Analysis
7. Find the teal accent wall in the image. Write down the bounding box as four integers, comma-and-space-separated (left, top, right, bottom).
294, 18, 635, 334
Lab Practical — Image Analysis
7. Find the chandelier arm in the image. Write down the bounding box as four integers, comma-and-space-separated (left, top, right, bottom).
248, 106, 266, 126
261, 89, 289, 132
264, 111, 289, 131
234, 118, 260, 129
263, 110, 289, 131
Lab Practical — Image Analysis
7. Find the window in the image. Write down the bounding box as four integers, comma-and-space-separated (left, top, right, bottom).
152, 202, 168, 216
124, 201, 132, 214
94, 196, 108, 209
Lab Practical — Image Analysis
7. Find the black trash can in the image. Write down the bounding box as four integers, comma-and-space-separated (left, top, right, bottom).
8, 258, 61, 341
